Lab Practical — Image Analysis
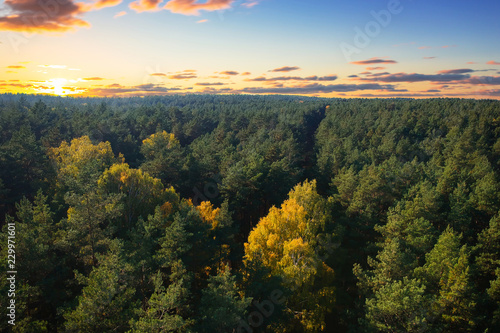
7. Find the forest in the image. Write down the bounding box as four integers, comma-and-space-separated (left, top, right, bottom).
1, 93, 500, 332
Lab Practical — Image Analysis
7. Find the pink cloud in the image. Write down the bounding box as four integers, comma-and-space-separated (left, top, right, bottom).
129, 0, 163, 12
114, 11, 127, 18
164, 0, 233, 15
91, 0, 123, 10
242, 1, 259, 8
437, 69, 474, 74
487, 61, 500, 65
168, 73, 197, 79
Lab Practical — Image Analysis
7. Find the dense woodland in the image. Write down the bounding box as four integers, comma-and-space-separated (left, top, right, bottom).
1, 94, 500, 332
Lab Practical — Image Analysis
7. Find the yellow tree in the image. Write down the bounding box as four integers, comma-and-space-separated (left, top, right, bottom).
196, 201, 221, 230
244, 180, 335, 332
49, 136, 121, 193
141, 130, 180, 158
196, 201, 235, 272
98, 163, 170, 228
50, 137, 123, 268
140, 131, 183, 188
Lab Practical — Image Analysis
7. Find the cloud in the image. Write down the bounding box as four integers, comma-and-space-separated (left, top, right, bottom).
150, 73, 167, 76
437, 68, 475, 74
423, 57, 436, 59
199, 87, 233, 93
246, 76, 279, 81
114, 11, 127, 18
164, 0, 233, 16
130, 0, 163, 12
83, 77, 105, 81
241, 72, 251, 75
39, 65, 67, 69
0, 0, 91, 33
191, 82, 401, 95
269, 66, 301, 72
363, 72, 391, 77
418, 46, 431, 49
7, 65, 26, 69
195, 82, 226, 86
91, 0, 123, 10
473, 89, 500, 97
219, 70, 239, 75
241, 1, 259, 8
254, 75, 337, 82
82, 83, 183, 96
239, 83, 398, 94
366, 67, 385, 71
350, 58, 397, 65
168, 73, 197, 79
245, 75, 337, 82
359, 72, 470, 83
197, 19, 208, 23
357, 92, 440, 98
487, 61, 500, 65
318, 75, 338, 81
463, 76, 500, 85
442, 45, 457, 48
0, 82, 33, 89
467, 61, 477, 64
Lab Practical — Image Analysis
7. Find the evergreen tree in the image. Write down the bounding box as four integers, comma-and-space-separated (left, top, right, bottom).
196, 266, 252, 333
129, 270, 190, 333
64, 240, 136, 333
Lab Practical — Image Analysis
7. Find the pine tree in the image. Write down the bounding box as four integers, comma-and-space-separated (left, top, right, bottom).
128, 270, 190, 333
196, 266, 252, 333
364, 277, 432, 333
64, 241, 136, 333
0, 191, 56, 332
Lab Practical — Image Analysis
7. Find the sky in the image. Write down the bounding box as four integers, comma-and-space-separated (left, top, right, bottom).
0, 0, 499, 98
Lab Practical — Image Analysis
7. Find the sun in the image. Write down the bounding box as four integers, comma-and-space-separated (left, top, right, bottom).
33, 78, 85, 96
50, 78, 67, 95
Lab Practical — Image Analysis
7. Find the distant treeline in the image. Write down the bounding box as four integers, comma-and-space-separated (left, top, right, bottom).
1, 94, 499, 332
